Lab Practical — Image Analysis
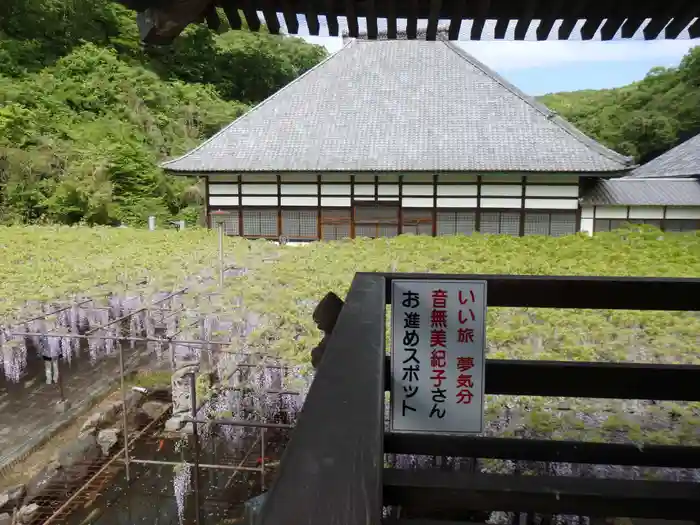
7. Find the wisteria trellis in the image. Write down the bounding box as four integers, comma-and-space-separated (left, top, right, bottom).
0, 280, 313, 522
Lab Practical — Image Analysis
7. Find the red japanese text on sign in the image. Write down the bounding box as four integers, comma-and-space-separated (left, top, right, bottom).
455, 289, 478, 406
429, 289, 448, 420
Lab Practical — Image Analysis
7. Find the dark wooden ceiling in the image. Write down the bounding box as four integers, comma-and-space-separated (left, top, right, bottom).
119, 0, 700, 44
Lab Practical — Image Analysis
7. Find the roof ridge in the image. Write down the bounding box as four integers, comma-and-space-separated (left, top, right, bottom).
161, 39, 358, 171
441, 39, 635, 169
612, 177, 700, 181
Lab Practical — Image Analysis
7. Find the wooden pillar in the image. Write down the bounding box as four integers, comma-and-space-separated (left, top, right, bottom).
398, 175, 404, 235
317, 173, 322, 241
237, 175, 244, 237
519, 175, 526, 237
203, 175, 211, 229
350, 175, 356, 239
277, 174, 282, 238
475, 175, 482, 232
431, 174, 438, 237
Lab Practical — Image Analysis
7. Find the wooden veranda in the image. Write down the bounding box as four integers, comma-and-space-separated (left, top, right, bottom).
117, 0, 700, 44
258, 273, 700, 525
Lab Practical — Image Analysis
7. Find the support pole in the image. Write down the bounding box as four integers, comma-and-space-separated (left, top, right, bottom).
56, 357, 65, 403
218, 222, 225, 289
189, 372, 202, 525
261, 427, 266, 490
119, 341, 131, 482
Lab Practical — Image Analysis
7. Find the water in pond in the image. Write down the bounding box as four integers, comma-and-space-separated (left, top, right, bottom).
64, 424, 292, 525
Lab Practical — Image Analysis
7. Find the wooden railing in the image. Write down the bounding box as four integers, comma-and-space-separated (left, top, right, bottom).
257, 273, 700, 525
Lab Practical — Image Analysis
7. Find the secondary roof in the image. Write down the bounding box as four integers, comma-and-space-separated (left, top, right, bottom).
582, 179, 700, 206
625, 133, 700, 179
162, 38, 633, 174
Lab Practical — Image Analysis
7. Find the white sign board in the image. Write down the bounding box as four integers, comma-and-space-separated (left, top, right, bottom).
390, 280, 487, 434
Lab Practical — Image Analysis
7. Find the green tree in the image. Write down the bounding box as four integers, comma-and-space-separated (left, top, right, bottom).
540, 45, 700, 163
0, 0, 326, 226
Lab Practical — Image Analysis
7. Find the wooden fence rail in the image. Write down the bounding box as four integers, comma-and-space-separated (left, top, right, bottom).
257, 273, 700, 525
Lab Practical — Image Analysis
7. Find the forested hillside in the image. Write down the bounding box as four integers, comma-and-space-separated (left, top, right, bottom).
539, 46, 700, 164
0, 0, 326, 226
1, 1, 699, 227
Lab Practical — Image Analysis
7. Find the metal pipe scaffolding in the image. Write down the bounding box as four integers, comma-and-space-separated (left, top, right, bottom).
19, 298, 95, 324
8, 331, 274, 355
82, 287, 189, 336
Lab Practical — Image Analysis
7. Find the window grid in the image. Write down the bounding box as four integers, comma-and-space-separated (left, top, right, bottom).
437, 211, 476, 235
665, 219, 700, 232
210, 211, 240, 236
354, 204, 399, 238
524, 212, 550, 236
321, 209, 351, 240
549, 212, 577, 237
242, 208, 278, 237
455, 211, 476, 235
479, 212, 500, 234
282, 209, 318, 239
378, 224, 399, 237
403, 210, 433, 236
499, 212, 521, 236
355, 224, 376, 238
593, 218, 700, 233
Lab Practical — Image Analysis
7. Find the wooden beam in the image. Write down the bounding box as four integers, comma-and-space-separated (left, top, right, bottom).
557, 17, 577, 39
558, 0, 585, 39
580, 16, 604, 39
344, 0, 359, 37
240, 0, 261, 31
643, 0, 684, 38
324, 0, 339, 36
381, 357, 700, 400
220, 0, 242, 29
664, 0, 700, 38
514, 0, 536, 40
385, 432, 700, 468
366, 0, 379, 39
383, 521, 483, 525
448, 0, 467, 40
124, 0, 697, 41
385, 0, 398, 38
406, 0, 418, 39
306, 10, 320, 35
536, 0, 560, 40
425, 0, 443, 40
204, 3, 222, 30
376, 273, 700, 311
599, 11, 627, 40
620, 13, 647, 38
688, 16, 700, 37
383, 469, 700, 520
280, 0, 299, 33
262, 0, 281, 33
258, 274, 385, 525
493, 17, 508, 39
643, 16, 671, 38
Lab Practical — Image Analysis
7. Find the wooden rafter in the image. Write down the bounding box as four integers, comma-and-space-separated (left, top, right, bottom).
117, 0, 700, 44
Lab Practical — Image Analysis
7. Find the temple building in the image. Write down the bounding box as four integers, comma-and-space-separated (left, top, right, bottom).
581, 133, 700, 233
163, 37, 648, 240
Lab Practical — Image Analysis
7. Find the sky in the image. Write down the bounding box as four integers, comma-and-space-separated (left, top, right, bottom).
299, 32, 698, 96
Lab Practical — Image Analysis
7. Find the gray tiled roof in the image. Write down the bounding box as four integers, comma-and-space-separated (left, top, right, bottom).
582, 179, 700, 206
625, 133, 700, 179
162, 39, 633, 174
